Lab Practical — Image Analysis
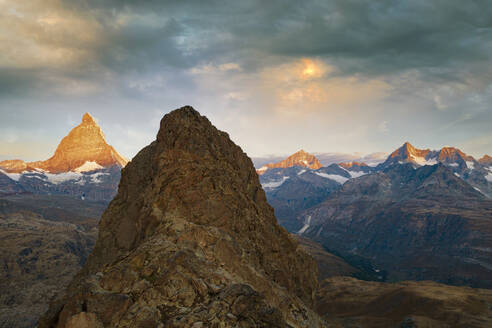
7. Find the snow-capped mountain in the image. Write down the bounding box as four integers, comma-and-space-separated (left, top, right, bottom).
258, 151, 376, 230
378, 142, 492, 196
0, 113, 128, 201
256, 149, 322, 175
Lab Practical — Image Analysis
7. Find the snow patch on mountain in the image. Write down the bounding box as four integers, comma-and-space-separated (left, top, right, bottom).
0, 169, 23, 181
261, 176, 289, 189
340, 166, 368, 179
411, 155, 438, 166
257, 166, 268, 172
315, 172, 349, 184
466, 161, 475, 170
43, 172, 83, 185
90, 172, 110, 184
74, 161, 103, 173
298, 215, 312, 234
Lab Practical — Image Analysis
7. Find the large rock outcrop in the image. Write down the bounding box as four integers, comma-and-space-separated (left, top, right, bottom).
40, 106, 324, 328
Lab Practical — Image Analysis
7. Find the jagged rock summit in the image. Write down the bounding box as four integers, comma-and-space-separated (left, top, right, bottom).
257, 149, 322, 175
0, 112, 127, 174
40, 106, 324, 328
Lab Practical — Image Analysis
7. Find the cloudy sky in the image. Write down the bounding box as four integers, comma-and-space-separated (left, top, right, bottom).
1, 0, 491, 162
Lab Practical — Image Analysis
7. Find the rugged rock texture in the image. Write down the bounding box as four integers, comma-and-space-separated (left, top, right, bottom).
40, 106, 325, 328
0, 113, 127, 202
257, 150, 322, 175
0, 196, 104, 328
316, 276, 492, 328
298, 163, 492, 288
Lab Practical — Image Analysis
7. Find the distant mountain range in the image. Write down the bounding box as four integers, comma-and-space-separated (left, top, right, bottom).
258, 143, 492, 288
0, 113, 127, 202
252, 151, 387, 168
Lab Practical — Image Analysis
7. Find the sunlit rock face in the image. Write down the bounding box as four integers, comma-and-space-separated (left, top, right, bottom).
30, 113, 127, 174
0, 113, 127, 202
257, 149, 322, 175
39, 106, 325, 328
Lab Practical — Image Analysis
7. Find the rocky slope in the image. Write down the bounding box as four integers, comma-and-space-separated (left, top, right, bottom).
259, 162, 374, 232
40, 106, 325, 328
297, 163, 492, 288
0, 196, 104, 328
316, 276, 492, 327
0, 113, 127, 202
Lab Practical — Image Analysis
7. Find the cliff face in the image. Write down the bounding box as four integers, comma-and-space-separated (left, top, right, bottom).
40, 106, 324, 328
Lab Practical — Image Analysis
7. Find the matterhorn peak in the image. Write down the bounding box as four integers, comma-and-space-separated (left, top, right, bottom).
0, 112, 128, 174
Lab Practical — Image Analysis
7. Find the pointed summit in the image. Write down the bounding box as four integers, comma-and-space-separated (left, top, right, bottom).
257, 149, 322, 174
390, 142, 430, 159
81, 112, 97, 125
0, 113, 128, 174
40, 106, 323, 327
31, 113, 127, 173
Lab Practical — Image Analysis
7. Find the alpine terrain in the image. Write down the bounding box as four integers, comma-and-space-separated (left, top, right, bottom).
40, 106, 325, 328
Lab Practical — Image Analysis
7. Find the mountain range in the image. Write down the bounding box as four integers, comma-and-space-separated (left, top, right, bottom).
258, 143, 492, 288
1, 107, 491, 327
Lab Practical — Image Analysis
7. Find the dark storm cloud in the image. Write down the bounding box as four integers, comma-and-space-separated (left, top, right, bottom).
4, 0, 492, 95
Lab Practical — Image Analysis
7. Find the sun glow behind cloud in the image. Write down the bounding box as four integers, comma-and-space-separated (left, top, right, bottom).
0, 0, 491, 159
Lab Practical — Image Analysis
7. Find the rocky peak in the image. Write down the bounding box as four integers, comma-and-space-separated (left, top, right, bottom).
257, 149, 322, 175
81, 112, 96, 125
40, 106, 324, 327
437, 147, 468, 162
479, 154, 492, 165
391, 142, 430, 159
339, 161, 368, 169
31, 113, 127, 173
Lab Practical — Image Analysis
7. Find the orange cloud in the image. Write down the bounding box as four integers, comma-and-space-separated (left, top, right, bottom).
257, 58, 390, 116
